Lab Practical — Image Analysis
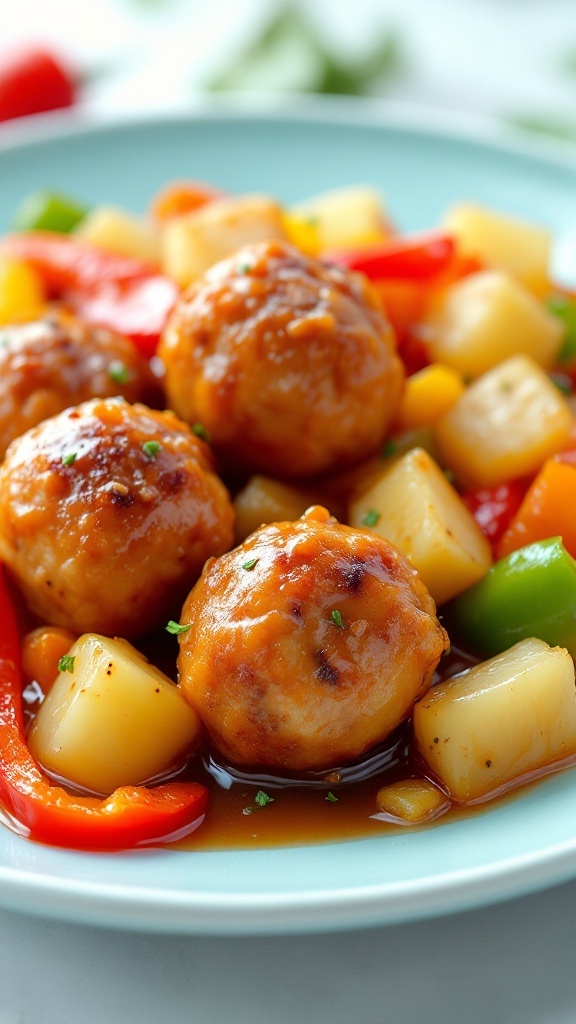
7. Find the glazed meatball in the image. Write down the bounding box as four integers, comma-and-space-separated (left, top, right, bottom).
177, 506, 448, 772
0, 309, 161, 459
159, 240, 404, 479
0, 398, 234, 638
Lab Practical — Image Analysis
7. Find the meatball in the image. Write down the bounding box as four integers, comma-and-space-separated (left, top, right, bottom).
0, 309, 161, 459
177, 506, 448, 772
159, 240, 404, 479
0, 398, 234, 638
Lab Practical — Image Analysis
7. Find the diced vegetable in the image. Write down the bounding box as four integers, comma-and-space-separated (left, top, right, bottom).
149, 180, 224, 222
0, 47, 76, 122
548, 294, 576, 362
448, 537, 576, 657
442, 203, 552, 294
75, 206, 160, 266
375, 779, 448, 822
0, 255, 45, 325
348, 447, 492, 605
392, 363, 465, 432
435, 354, 573, 488
421, 270, 563, 379
414, 638, 576, 802
28, 634, 201, 795
21, 626, 77, 696
285, 186, 388, 256
462, 479, 528, 556
325, 233, 455, 282
233, 475, 318, 544
497, 458, 576, 559
12, 191, 88, 235
161, 194, 287, 286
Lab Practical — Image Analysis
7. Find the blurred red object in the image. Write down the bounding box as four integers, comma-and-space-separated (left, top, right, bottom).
0, 47, 76, 123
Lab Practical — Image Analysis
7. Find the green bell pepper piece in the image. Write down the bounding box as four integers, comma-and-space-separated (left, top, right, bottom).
12, 191, 88, 234
548, 294, 576, 363
448, 536, 576, 658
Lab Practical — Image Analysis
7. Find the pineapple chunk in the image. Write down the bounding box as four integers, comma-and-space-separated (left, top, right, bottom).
393, 363, 465, 431
161, 194, 287, 286
414, 638, 576, 802
286, 186, 388, 256
233, 475, 317, 544
74, 206, 160, 265
28, 634, 201, 795
375, 779, 448, 823
348, 447, 492, 605
442, 203, 552, 293
422, 270, 563, 379
435, 354, 573, 488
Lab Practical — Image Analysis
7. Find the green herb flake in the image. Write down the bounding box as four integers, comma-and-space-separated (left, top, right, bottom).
108, 360, 129, 385
380, 439, 397, 459
325, 791, 339, 803
237, 261, 253, 275
191, 422, 211, 443
254, 790, 274, 807
142, 440, 162, 460
165, 620, 191, 635
331, 609, 345, 629
550, 372, 573, 396
61, 452, 77, 467
58, 655, 76, 674
242, 558, 259, 571
444, 468, 456, 484
362, 508, 380, 527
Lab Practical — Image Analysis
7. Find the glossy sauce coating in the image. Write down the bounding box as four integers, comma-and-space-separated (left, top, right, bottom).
0, 308, 160, 459
160, 240, 404, 479
0, 397, 234, 638
178, 506, 448, 771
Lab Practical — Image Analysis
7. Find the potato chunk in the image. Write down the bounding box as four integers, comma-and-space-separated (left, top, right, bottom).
442, 203, 552, 293
233, 475, 318, 544
435, 355, 573, 488
28, 634, 201, 795
414, 638, 576, 802
348, 447, 492, 605
286, 186, 388, 255
75, 206, 160, 265
161, 194, 287, 286
422, 271, 562, 379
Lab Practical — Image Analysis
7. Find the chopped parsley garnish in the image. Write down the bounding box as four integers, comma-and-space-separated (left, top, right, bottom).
325, 791, 339, 803
58, 655, 76, 674
331, 609, 345, 629
550, 372, 573, 396
191, 422, 211, 443
165, 620, 191, 635
362, 508, 380, 527
242, 558, 259, 571
108, 360, 129, 385
142, 440, 162, 460
237, 261, 253, 274
254, 790, 274, 807
381, 439, 397, 458
444, 468, 456, 484
61, 452, 77, 467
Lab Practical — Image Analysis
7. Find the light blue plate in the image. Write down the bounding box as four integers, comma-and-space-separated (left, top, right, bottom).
1, 103, 576, 935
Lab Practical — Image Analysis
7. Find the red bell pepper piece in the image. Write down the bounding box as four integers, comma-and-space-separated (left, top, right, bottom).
0, 47, 76, 123
325, 233, 456, 282
462, 480, 529, 556
0, 566, 207, 851
2, 233, 179, 358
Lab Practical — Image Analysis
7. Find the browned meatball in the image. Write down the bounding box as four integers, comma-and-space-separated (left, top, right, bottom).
159, 241, 404, 480
0, 398, 234, 638
0, 308, 161, 459
177, 506, 448, 772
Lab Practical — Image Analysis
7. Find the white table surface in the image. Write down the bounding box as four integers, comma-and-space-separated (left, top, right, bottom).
1, 878, 576, 1024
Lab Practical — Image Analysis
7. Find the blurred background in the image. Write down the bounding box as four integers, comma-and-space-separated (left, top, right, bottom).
1, 0, 576, 141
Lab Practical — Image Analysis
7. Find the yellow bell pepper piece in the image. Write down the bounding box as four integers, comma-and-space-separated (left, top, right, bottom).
0, 256, 46, 325
393, 363, 465, 432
